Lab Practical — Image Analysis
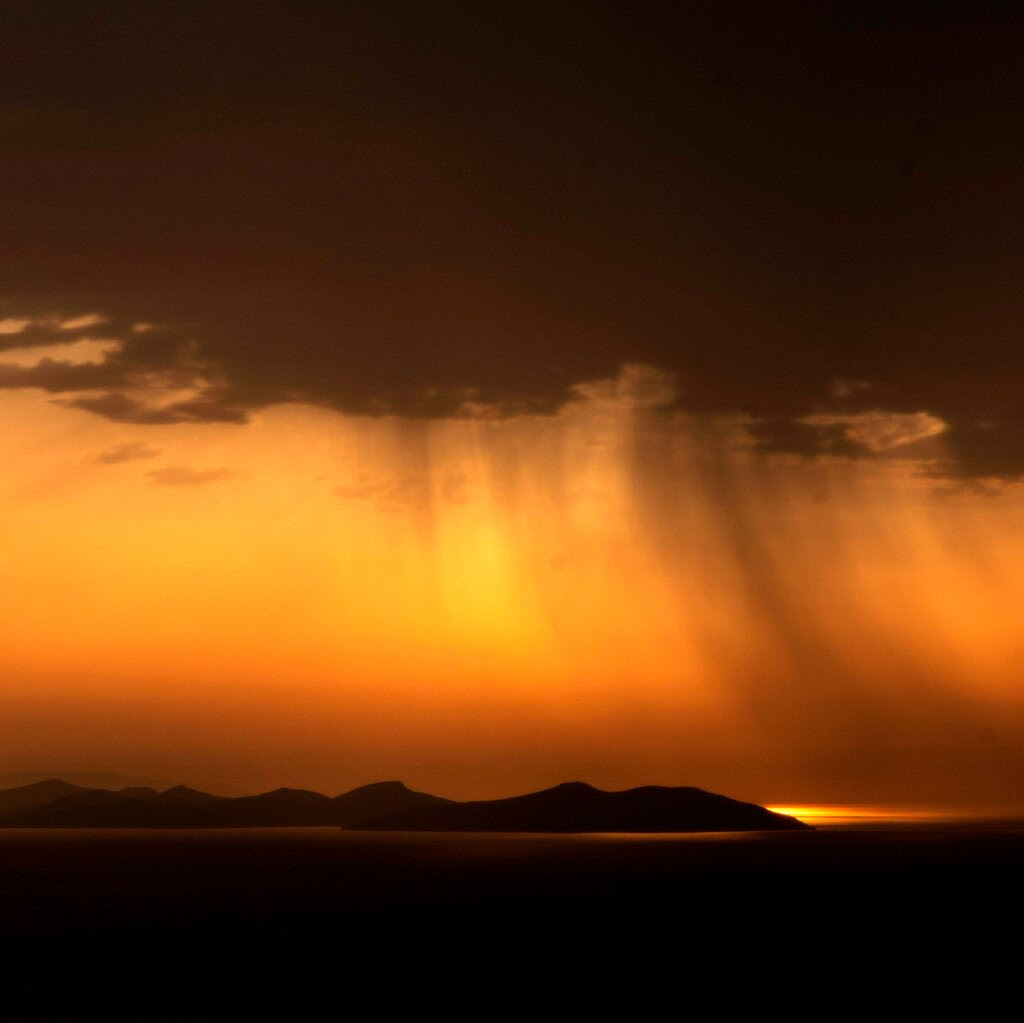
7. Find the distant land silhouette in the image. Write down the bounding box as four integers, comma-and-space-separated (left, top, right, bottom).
0, 779, 808, 831
0, 771, 193, 792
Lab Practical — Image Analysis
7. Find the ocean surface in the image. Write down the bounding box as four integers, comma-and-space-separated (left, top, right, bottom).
3, 816, 1022, 930
3, 819, 1020, 1009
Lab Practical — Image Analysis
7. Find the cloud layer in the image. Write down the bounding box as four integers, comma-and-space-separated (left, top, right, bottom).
4, 4, 1024, 481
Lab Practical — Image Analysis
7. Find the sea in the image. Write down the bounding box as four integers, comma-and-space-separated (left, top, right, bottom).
2, 815, 1019, 1011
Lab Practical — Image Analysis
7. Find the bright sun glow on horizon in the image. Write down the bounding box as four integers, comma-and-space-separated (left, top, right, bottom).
767, 806, 1024, 825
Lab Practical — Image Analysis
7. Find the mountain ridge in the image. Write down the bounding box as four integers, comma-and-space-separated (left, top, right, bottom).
0, 778, 810, 831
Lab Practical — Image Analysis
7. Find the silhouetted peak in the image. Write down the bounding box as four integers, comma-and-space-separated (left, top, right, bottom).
16, 780, 83, 795
349, 781, 408, 794
0, 779, 89, 814
259, 787, 328, 802
627, 784, 705, 797
331, 780, 455, 825
158, 785, 220, 805
526, 781, 601, 799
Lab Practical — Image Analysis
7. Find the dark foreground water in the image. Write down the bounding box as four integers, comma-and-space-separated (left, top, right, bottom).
3, 822, 1021, 1013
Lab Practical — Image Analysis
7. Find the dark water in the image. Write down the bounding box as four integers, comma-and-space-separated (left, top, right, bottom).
3, 824, 1020, 1011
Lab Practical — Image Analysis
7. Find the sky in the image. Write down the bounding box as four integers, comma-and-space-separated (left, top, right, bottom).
3, 1, 1024, 803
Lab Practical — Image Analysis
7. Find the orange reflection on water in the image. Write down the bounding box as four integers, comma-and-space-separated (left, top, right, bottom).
768, 805, 1024, 827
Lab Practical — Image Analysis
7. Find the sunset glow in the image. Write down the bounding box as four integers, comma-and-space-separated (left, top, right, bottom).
5, 3, 1024, 812
2, 353, 1024, 802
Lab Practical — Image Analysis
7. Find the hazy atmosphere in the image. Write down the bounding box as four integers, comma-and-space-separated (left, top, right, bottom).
4, 2, 1024, 804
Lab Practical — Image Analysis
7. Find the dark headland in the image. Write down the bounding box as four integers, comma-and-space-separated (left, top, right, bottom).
0, 778, 809, 831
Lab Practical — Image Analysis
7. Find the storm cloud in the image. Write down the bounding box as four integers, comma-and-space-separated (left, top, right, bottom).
3, 3, 1024, 481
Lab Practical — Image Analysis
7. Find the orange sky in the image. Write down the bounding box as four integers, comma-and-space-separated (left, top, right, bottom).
3, 335, 1024, 804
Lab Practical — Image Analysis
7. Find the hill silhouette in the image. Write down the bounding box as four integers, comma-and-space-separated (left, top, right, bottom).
365, 782, 809, 832
157, 785, 221, 806
0, 779, 809, 831
2, 789, 205, 827
0, 779, 89, 814
119, 787, 161, 799
332, 780, 455, 825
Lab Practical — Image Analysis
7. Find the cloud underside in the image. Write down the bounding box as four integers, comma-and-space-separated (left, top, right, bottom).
0, 312, 1014, 484
751, 410, 948, 461
0, 316, 247, 425
148, 466, 235, 486
67, 392, 247, 425
95, 442, 161, 465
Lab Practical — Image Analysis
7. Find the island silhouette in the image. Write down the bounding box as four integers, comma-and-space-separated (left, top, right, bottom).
0, 778, 809, 831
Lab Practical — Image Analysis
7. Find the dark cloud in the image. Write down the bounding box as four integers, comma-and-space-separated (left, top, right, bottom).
3, 3, 1024, 479
0, 318, 250, 423
942, 422, 1024, 483
62, 392, 247, 425
148, 467, 235, 487
747, 419, 869, 460
0, 318, 107, 352
0, 357, 124, 392
95, 441, 160, 465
